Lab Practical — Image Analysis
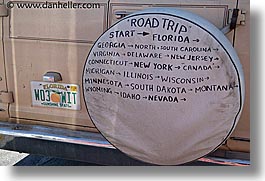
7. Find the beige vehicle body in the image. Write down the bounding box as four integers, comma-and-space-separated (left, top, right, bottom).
0, 0, 249, 165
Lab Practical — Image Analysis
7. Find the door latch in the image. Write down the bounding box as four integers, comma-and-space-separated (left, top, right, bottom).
0, 91, 14, 103
114, 11, 132, 19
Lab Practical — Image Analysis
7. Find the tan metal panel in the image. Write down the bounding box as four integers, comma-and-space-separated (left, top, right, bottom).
9, 0, 108, 42
4, 40, 96, 127
0, 1, 9, 120
3, 0, 109, 128
111, 6, 228, 29
229, 0, 250, 142
109, 0, 238, 28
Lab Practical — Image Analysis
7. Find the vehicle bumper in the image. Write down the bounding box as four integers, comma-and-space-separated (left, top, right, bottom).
0, 122, 250, 166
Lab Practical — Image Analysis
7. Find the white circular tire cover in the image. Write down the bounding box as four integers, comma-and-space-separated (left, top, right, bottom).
82, 8, 245, 165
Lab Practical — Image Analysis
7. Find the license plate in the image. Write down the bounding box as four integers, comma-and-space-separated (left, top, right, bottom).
30, 81, 81, 110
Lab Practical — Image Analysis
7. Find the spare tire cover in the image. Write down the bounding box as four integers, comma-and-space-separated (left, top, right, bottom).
82, 8, 245, 165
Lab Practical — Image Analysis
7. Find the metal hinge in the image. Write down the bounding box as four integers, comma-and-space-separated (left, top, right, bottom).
222, 9, 246, 34
0, 4, 8, 17
0, 91, 14, 103
228, 9, 246, 26
237, 9, 247, 25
